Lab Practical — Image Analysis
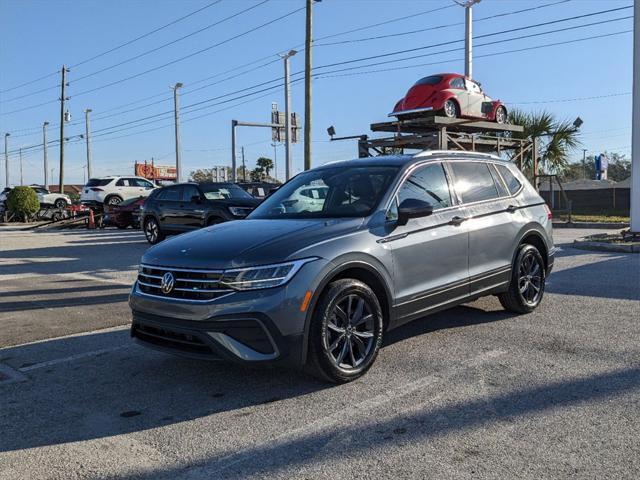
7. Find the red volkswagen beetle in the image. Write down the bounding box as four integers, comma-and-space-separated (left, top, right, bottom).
391, 73, 507, 123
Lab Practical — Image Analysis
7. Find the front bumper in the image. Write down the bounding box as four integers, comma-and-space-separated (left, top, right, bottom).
131, 310, 302, 365
128, 258, 330, 366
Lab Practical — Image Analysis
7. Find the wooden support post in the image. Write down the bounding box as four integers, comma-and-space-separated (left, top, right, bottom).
438, 127, 448, 150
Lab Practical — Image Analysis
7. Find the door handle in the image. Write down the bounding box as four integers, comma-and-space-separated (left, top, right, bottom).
506, 205, 518, 213
449, 216, 467, 226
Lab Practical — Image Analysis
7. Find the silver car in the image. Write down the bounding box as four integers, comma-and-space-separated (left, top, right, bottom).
129, 151, 555, 383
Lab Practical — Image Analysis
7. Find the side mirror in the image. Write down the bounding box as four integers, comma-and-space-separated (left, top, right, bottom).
191, 195, 203, 204
397, 198, 433, 226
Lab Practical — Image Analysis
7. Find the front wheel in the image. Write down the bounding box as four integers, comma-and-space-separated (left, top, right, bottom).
499, 244, 546, 313
307, 279, 384, 383
54, 198, 67, 209
143, 217, 165, 245
106, 196, 122, 206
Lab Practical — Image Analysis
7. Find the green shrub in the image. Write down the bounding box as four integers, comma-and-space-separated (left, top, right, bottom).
7, 186, 40, 221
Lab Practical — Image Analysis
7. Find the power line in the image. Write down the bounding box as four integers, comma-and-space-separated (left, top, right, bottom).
510, 92, 632, 105
0, 0, 224, 95
315, 0, 573, 47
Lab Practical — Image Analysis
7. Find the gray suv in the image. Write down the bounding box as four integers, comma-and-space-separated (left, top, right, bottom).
129, 151, 555, 383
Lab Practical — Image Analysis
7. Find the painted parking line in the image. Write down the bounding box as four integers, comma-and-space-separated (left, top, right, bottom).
17, 345, 132, 373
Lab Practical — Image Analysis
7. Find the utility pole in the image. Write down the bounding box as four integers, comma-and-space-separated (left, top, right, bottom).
304, 0, 318, 172
282, 50, 297, 181
241, 146, 246, 182
58, 65, 69, 194
631, 0, 639, 233
84, 109, 93, 179
19, 147, 23, 186
271, 142, 278, 182
456, 0, 481, 78
4, 133, 9, 188
172, 83, 183, 183
43, 122, 49, 189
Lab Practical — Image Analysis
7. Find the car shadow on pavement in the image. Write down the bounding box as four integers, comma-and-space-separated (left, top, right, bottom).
134, 365, 640, 480
0, 300, 519, 454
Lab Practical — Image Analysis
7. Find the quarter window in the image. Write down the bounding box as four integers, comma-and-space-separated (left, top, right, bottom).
450, 162, 499, 204
495, 164, 523, 195
397, 163, 452, 210
450, 77, 465, 89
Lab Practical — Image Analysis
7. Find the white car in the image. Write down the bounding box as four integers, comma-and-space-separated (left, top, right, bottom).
282, 185, 329, 213
81, 176, 156, 207
31, 186, 71, 208
0, 186, 70, 209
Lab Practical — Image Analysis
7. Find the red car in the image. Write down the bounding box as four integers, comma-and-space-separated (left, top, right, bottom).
391, 73, 507, 123
104, 196, 145, 229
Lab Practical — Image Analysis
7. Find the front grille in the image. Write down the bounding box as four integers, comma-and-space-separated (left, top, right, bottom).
137, 264, 233, 302
132, 323, 219, 357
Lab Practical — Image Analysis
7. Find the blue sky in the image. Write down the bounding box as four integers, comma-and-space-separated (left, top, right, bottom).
0, 0, 634, 186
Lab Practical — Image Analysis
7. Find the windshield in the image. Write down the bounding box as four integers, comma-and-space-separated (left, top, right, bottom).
414, 75, 442, 86
249, 166, 399, 219
200, 183, 253, 200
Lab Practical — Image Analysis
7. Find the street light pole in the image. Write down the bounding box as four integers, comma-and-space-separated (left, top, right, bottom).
43, 122, 49, 189
304, 0, 319, 172
19, 147, 23, 186
631, 0, 639, 233
456, 0, 481, 78
84, 109, 93, 179
4, 133, 10, 188
172, 83, 183, 183
282, 49, 297, 181
271, 142, 278, 182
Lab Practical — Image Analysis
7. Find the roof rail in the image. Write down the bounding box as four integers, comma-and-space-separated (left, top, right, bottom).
413, 150, 504, 161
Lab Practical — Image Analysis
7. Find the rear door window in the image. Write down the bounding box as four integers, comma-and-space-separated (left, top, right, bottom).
449, 162, 499, 204
495, 164, 523, 195
181, 185, 200, 202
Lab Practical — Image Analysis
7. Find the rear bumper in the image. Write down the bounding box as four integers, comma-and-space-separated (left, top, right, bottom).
388, 106, 434, 117
547, 246, 558, 274
131, 310, 303, 367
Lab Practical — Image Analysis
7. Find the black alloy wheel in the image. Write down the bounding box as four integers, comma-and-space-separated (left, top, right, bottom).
144, 217, 164, 244
499, 244, 546, 314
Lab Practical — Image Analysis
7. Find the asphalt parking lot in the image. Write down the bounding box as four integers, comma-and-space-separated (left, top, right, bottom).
1, 226, 639, 479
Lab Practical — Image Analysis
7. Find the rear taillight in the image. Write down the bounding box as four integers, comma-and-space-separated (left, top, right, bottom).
544, 204, 553, 220
90, 187, 104, 192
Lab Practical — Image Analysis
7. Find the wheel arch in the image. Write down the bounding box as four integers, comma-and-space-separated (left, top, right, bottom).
104, 194, 123, 204
515, 227, 550, 272
300, 259, 393, 366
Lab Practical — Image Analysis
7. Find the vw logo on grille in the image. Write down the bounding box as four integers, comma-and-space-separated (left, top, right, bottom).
160, 272, 175, 294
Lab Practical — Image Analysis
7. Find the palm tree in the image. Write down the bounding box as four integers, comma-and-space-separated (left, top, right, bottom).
507, 109, 581, 179
256, 157, 274, 177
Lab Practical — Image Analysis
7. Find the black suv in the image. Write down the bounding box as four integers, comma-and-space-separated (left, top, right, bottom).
141, 182, 260, 244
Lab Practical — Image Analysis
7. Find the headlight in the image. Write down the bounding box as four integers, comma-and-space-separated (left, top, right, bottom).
220, 258, 317, 291
228, 206, 252, 218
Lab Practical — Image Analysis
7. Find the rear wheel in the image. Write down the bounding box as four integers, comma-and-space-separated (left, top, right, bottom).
143, 217, 165, 244
307, 279, 384, 383
495, 105, 507, 124
442, 99, 459, 118
54, 198, 67, 209
106, 196, 122, 206
499, 244, 546, 313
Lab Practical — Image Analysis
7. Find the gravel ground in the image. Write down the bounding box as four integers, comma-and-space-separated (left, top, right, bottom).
0, 226, 638, 479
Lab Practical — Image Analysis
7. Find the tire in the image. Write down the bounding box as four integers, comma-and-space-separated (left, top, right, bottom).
307, 279, 384, 383
442, 99, 459, 118
143, 217, 165, 245
495, 105, 507, 124
105, 196, 122, 206
499, 244, 546, 314
54, 198, 67, 209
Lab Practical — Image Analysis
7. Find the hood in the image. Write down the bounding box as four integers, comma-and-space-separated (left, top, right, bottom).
205, 197, 260, 208
141, 217, 364, 270
393, 84, 437, 112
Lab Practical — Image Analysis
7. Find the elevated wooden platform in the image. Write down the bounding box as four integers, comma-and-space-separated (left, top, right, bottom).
370, 116, 524, 135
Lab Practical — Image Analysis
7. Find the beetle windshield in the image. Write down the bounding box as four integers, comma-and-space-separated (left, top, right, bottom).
414, 75, 442, 86
249, 166, 399, 219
